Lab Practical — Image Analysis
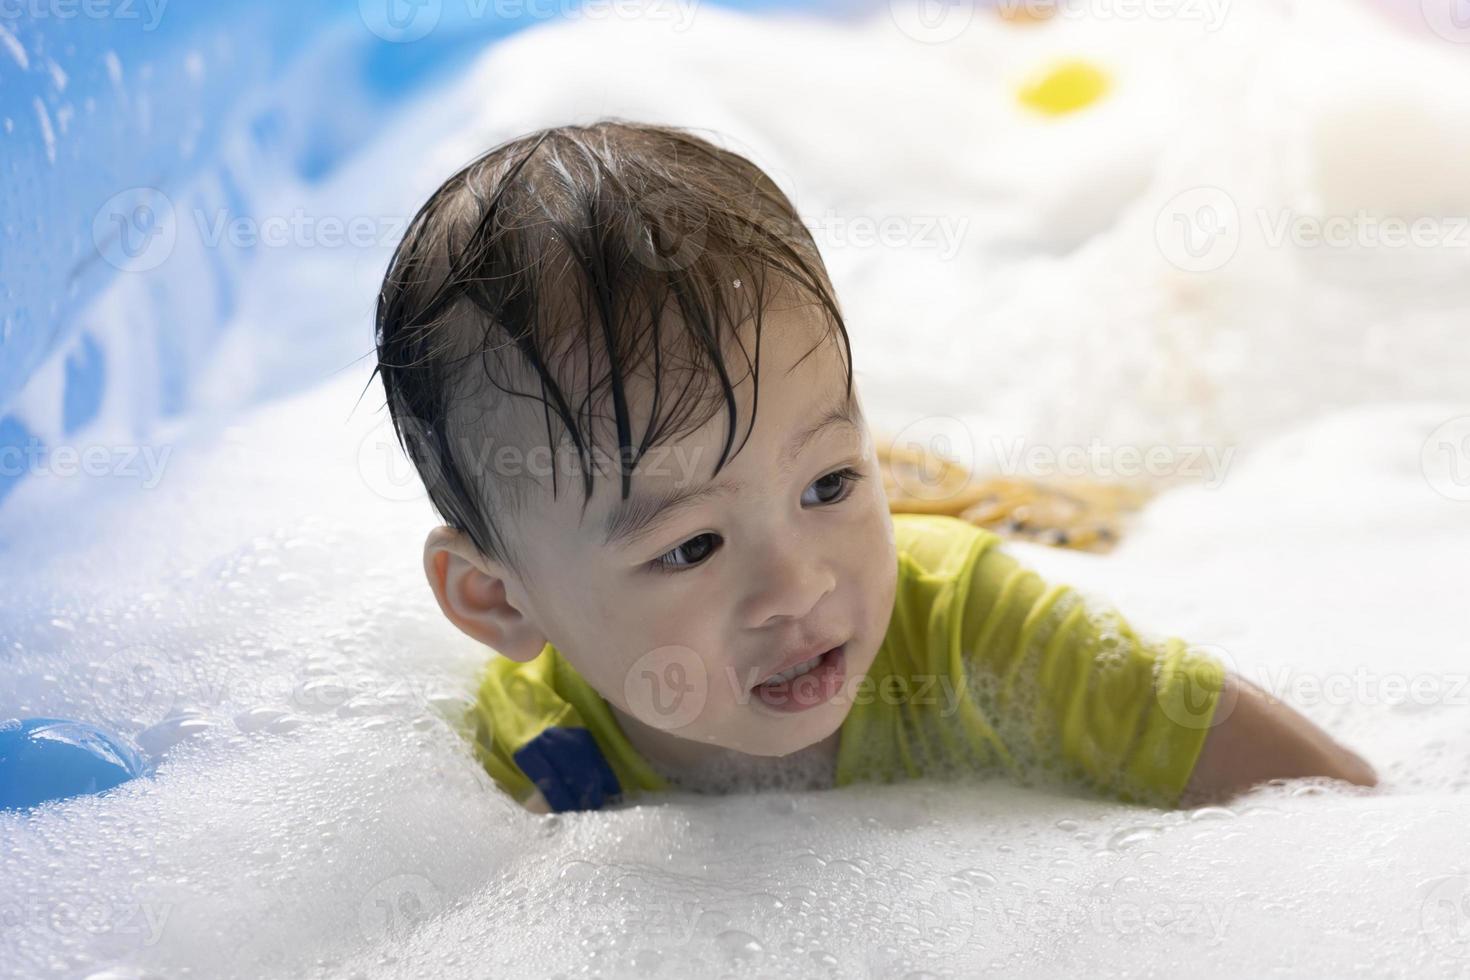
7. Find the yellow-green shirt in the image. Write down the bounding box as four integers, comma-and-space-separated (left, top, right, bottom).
465, 513, 1224, 812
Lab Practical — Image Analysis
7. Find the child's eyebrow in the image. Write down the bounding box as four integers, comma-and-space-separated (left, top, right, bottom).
601, 394, 861, 550
601, 475, 746, 550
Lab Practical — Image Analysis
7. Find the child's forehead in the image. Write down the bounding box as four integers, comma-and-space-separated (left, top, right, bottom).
538, 292, 843, 443
593, 314, 848, 462
491, 285, 855, 530
572, 354, 861, 550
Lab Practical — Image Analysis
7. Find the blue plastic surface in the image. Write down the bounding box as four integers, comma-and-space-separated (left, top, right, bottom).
0, 717, 147, 810
0, 0, 841, 513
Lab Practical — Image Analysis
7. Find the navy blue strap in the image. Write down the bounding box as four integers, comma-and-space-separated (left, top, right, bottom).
513, 726, 622, 812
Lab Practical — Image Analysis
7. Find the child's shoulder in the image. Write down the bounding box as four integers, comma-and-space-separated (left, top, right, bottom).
880, 513, 1008, 675
469, 645, 667, 813
890, 512, 1002, 581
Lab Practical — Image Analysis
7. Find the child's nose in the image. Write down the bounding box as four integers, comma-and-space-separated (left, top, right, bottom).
742, 538, 838, 628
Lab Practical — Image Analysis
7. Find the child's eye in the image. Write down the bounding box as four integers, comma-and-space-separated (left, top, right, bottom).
650, 532, 723, 573
801, 466, 864, 507
647, 467, 864, 574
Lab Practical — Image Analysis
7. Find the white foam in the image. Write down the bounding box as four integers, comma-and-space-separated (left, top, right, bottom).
4, 1, 1470, 977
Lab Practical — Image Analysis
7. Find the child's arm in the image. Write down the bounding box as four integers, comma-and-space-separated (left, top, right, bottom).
1183, 673, 1378, 804
949, 524, 1378, 807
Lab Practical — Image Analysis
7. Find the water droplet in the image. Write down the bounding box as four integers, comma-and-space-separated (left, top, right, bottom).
1106, 826, 1161, 851
716, 930, 763, 963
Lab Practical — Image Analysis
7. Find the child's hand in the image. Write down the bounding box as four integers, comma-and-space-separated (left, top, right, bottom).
1182, 673, 1378, 804
521, 788, 552, 814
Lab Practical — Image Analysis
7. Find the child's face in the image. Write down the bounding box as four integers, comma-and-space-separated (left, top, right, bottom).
507, 299, 899, 758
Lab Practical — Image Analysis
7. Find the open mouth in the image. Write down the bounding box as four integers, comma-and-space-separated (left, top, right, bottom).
752, 644, 846, 712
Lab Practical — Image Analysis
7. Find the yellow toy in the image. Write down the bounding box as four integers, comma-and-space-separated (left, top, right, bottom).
1017, 59, 1111, 116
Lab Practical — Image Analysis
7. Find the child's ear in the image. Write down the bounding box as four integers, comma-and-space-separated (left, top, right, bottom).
422, 526, 547, 662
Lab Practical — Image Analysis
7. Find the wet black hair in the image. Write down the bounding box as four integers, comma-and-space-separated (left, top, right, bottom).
370, 119, 853, 573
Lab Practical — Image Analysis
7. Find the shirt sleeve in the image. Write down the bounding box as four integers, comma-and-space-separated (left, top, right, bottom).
464, 681, 536, 805
956, 536, 1226, 805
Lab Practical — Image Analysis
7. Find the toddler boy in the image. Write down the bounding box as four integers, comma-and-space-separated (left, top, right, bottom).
372, 120, 1376, 814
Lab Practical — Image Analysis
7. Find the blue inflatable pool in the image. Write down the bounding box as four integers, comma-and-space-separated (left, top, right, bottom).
0, 717, 147, 810
0, 0, 831, 508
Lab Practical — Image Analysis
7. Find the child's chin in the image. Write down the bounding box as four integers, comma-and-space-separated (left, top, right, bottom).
735, 701, 847, 758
